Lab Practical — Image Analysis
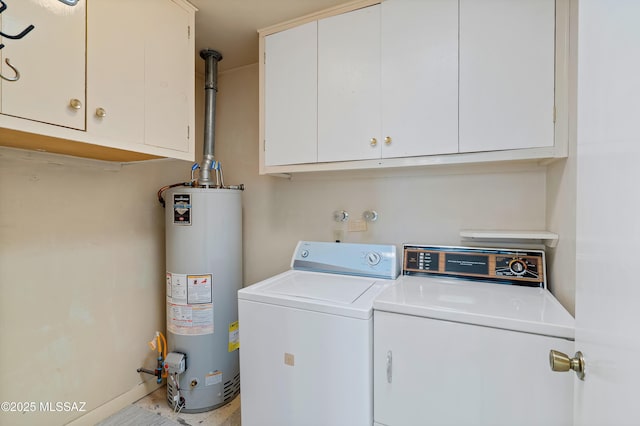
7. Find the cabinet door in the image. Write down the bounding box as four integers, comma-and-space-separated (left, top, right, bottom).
87, 0, 145, 144
88, 0, 193, 155
264, 21, 317, 166
1, 0, 85, 129
459, 0, 555, 153
373, 311, 573, 426
381, 0, 458, 158
318, 5, 381, 163
144, 0, 193, 153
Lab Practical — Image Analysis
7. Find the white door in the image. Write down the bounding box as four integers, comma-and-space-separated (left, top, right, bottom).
264, 21, 318, 166
144, 0, 193, 153
87, 0, 145, 145
381, 0, 458, 159
317, 5, 381, 163
570, 1, 640, 424
374, 311, 573, 426
458, 0, 555, 153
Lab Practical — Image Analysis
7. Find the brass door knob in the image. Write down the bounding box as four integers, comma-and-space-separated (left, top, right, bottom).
69, 98, 82, 110
385, 136, 392, 145
370, 138, 377, 146
549, 349, 585, 380
95, 107, 107, 118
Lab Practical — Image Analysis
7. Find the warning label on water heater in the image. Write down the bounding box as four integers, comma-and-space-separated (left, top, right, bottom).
173, 194, 191, 225
166, 272, 214, 335
228, 321, 239, 352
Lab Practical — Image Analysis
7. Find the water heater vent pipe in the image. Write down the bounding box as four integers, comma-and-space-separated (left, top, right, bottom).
198, 49, 223, 186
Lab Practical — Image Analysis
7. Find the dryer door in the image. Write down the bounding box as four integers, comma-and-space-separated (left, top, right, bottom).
373, 310, 573, 426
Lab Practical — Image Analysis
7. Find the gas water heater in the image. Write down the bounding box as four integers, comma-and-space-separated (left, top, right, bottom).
156, 49, 242, 413
164, 186, 242, 412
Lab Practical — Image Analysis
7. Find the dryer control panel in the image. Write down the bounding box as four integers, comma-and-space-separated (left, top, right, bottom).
403, 245, 546, 288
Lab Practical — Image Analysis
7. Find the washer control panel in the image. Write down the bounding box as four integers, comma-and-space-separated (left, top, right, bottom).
291, 241, 399, 280
403, 245, 546, 288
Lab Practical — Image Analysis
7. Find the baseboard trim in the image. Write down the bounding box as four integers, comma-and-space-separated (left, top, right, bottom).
66, 381, 163, 426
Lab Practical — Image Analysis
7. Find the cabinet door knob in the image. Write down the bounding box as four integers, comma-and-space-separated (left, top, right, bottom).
95, 107, 107, 118
69, 98, 82, 110
370, 138, 377, 147
385, 136, 392, 145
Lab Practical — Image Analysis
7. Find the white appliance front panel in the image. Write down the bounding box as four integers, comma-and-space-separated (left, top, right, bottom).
239, 299, 373, 426
373, 310, 574, 426
374, 275, 574, 339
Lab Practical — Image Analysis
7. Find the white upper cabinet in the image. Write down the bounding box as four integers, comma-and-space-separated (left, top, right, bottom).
317, 0, 459, 162
258, 0, 566, 174
0, 0, 86, 130
459, 0, 556, 152
88, 0, 194, 155
381, 0, 458, 158
264, 21, 318, 166
0, 0, 196, 162
318, 5, 381, 163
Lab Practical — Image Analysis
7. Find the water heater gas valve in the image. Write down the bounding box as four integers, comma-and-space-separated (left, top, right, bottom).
164, 352, 187, 375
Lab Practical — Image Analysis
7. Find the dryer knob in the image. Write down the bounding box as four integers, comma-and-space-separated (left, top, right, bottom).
509, 259, 527, 275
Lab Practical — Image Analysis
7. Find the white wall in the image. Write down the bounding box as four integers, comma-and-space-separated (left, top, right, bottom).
0, 149, 191, 425
546, 158, 577, 315
545, 0, 579, 315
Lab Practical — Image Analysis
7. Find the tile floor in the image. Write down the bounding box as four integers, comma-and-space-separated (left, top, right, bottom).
104, 386, 241, 426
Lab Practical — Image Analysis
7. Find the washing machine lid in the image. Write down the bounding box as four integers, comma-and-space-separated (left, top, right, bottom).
267, 272, 375, 303
373, 275, 575, 339
238, 270, 395, 319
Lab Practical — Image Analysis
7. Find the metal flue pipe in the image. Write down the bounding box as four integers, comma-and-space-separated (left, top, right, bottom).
198, 49, 223, 186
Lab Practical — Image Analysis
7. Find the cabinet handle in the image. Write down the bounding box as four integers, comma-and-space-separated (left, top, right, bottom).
385, 136, 392, 145
95, 108, 107, 118
69, 98, 82, 110
370, 138, 377, 147
386, 350, 393, 383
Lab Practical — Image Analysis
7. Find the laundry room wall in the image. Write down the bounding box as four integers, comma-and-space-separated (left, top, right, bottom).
210, 63, 576, 313
544, 0, 579, 316
0, 148, 192, 425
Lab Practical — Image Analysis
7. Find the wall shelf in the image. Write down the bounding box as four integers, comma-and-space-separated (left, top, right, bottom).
459, 230, 559, 248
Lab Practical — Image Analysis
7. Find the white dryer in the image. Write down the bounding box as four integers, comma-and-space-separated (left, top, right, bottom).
238, 241, 399, 426
373, 245, 575, 426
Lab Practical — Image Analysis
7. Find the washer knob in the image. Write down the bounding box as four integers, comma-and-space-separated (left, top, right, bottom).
301, 249, 309, 258
366, 251, 381, 266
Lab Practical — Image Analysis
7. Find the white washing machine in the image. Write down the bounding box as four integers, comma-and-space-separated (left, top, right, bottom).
373, 245, 576, 426
238, 241, 399, 426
